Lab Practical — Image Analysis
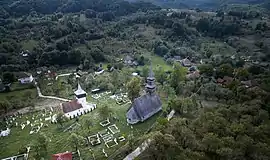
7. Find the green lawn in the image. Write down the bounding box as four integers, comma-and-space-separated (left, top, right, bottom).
0, 93, 162, 159
21, 40, 38, 52
136, 53, 173, 72
0, 88, 37, 101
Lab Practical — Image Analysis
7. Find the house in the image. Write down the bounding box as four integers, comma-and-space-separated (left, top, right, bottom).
124, 55, 138, 66
181, 58, 192, 67
60, 83, 96, 119
241, 80, 258, 88
20, 50, 30, 57
126, 64, 162, 124
16, 72, 34, 84
186, 71, 200, 80
217, 76, 234, 85
52, 152, 72, 160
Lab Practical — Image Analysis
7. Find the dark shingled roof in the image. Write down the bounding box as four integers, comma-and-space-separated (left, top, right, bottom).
15, 72, 32, 79
62, 100, 82, 113
126, 94, 162, 124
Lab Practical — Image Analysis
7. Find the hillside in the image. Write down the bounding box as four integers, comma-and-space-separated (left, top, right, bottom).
0, 0, 270, 160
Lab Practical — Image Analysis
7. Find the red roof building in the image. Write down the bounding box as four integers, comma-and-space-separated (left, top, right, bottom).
62, 100, 83, 113
52, 152, 72, 160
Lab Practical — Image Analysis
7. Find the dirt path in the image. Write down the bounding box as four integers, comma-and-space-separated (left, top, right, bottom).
36, 84, 70, 102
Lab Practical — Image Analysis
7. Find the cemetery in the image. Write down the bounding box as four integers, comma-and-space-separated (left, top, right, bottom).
0, 90, 160, 159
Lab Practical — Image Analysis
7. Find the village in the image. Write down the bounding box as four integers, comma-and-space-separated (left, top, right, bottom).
1, 49, 266, 159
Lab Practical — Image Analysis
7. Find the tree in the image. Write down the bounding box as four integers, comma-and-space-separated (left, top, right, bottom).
32, 133, 49, 160
198, 64, 214, 76
0, 100, 11, 113
98, 105, 112, 120
111, 70, 120, 91
155, 67, 167, 85
235, 68, 249, 80
56, 112, 67, 127
161, 84, 176, 100
127, 77, 141, 102
3, 72, 16, 83
141, 66, 149, 81
144, 132, 180, 160
168, 97, 196, 114
68, 133, 83, 151
217, 63, 234, 77
154, 45, 169, 56
170, 63, 187, 94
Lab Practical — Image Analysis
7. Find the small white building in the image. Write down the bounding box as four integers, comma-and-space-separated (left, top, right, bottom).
95, 69, 104, 75
132, 72, 138, 76
0, 128, 10, 137
61, 83, 96, 119
17, 72, 34, 84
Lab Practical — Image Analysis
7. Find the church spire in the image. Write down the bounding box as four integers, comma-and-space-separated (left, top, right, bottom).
148, 62, 154, 79
146, 62, 156, 94
74, 82, 86, 96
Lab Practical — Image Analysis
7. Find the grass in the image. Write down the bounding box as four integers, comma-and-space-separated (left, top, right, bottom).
0, 88, 37, 101
0, 93, 161, 159
21, 40, 38, 52
136, 52, 173, 72
10, 82, 35, 92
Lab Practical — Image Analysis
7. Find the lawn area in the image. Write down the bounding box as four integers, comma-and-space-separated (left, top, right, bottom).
0, 88, 37, 101
0, 92, 162, 159
10, 82, 35, 91
137, 52, 173, 72
21, 40, 38, 52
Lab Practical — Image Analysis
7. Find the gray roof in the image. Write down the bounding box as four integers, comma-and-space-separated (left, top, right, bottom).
126, 94, 162, 124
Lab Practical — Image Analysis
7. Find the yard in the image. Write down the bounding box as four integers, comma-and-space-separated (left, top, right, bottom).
0, 92, 162, 159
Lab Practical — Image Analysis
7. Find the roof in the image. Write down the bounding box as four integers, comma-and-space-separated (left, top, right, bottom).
186, 71, 200, 79
124, 55, 134, 61
62, 100, 83, 113
217, 78, 224, 83
181, 58, 192, 67
52, 152, 72, 160
127, 94, 162, 124
74, 83, 86, 95
15, 72, 32, 79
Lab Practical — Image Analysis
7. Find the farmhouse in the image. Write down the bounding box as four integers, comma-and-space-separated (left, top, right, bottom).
16, 72, 34, 84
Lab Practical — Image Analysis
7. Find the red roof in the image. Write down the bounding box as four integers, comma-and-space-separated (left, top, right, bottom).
217, 78, 224, 83
52, 152, 72, 160
62, 100, 82, 113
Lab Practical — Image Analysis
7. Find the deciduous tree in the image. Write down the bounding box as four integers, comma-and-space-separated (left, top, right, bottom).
127, 77, 141, 102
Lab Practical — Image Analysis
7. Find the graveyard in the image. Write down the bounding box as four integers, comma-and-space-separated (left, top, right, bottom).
0, 91, 162, 159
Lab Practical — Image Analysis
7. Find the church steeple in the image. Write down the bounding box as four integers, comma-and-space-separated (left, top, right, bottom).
145, 63, 156, 94
74, 82, 87, 104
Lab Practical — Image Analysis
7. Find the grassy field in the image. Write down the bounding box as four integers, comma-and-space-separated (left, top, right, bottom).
21, 40, 38, 52
0, 88, 37, 101
0, 92, 162, 159
136, 52, 173, 72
